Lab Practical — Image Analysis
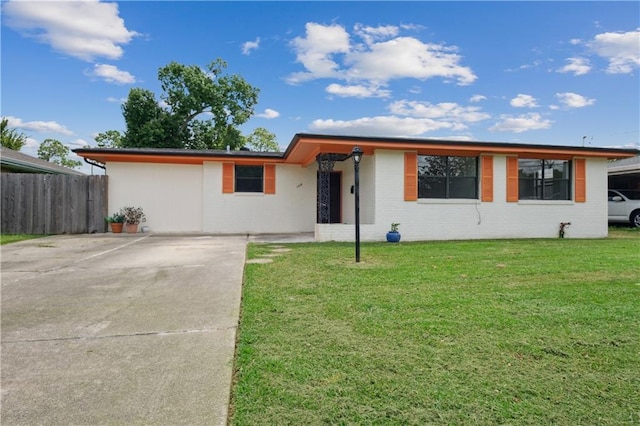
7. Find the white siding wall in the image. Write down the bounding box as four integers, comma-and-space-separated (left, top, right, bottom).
201, 162, 317, 234
107, 162, 203, 233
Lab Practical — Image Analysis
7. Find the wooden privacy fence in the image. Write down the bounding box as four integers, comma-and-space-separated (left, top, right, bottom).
1, 174, 108, 235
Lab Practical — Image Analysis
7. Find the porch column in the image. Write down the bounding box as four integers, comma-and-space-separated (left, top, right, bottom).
316, 154, 336, 224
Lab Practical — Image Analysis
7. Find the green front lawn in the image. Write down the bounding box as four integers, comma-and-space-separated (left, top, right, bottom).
231, 233, 640, 425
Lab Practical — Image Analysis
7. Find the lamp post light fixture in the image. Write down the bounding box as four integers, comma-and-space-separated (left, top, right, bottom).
351, 146, 363, 263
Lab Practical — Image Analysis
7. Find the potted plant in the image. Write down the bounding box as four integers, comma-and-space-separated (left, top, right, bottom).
105, 212, 125, 233
386, 222, 401, 243
120, 206, 146, 234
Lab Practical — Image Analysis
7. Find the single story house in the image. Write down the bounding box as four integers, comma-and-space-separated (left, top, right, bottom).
1, 147, 85, 175
74, 133, 638, 241
608, 155, 640, 191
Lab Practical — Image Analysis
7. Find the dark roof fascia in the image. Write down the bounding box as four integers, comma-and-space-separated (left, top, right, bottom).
72, 147, 285, 159
287, 133, 640, 156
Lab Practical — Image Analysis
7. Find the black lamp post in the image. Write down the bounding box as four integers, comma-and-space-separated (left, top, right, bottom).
351, 146, 363, 263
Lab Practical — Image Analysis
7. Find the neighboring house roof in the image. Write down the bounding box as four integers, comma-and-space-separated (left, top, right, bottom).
73, 133, 640, 166
608, 155, 640, 176
1, 147, 85, 175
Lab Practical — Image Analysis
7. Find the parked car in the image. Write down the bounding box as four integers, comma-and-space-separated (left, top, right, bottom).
608, 189, 640, 227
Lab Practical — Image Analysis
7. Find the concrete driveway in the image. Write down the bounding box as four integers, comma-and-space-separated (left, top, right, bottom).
1, 234, 247, 425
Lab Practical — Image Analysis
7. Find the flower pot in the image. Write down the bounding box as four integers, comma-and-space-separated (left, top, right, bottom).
110, 223, 124, 233
126, 224, 139, 234
386, 231, 401, 243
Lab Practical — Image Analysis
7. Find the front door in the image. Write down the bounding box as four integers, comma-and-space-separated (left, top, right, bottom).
317, 171, 341, 223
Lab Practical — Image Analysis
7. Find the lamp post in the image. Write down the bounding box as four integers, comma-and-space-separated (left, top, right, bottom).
351, 146, 363, 263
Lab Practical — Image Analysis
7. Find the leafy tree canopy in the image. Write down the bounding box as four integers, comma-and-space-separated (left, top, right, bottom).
94, 130, 124, 148
1, 117, 28, 151
244, 127, 280, 152
37, 139, 82, 169
120, 59, 260, 150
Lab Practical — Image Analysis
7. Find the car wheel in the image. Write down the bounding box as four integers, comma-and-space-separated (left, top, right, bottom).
631, 210, 640, 228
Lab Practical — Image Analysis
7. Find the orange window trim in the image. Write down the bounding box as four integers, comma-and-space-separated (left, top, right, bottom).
575, 158, 586, 202
264, 164, 276, 194
222, 163, 234, 193
506, 156, 519, 202
481, 155, 494, 202
404, 152, 418, 201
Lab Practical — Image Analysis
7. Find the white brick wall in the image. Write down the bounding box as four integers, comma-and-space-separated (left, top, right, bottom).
361, 151, 608, 241
335, 156, 375, 225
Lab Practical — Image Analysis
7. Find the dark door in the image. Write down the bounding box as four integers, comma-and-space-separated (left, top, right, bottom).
317, 171, 342, 223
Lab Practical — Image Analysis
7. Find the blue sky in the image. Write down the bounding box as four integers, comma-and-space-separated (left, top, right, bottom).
2, 1, 639, 173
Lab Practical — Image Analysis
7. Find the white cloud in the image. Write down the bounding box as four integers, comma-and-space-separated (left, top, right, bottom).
325, 83, 391, 98
310, 116, 455, 137
287, 22, 351, 83
255, 108, 280, 119
353, 23, 399, 45
506, 60, 542, 72
400, 23, 425, 32
555, 92, 596, 108
3, 0, 139, 61
510, 94, 539, 108
106, 96, 126, 103
24, 137, 39, 149
242, 37, 260, 55
5, 116, 73, 136
287, 22, 477, 90
588, 29, 640, 74
489, 113, 553, 133
309, 99, 490, 137
469, 94, 486, 103
389, 100, 490, 124
442, 135, 473, 141
90, 64, 136, 84
69, 139, 89, 148
345, 36, 476, 85
558, 57, 591, 76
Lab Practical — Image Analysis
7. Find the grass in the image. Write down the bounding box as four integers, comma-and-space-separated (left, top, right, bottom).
0, 234, 46, 245
231, 231, 640, 425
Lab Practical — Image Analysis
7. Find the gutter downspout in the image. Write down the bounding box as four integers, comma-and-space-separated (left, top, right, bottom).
84, 158, 106, 170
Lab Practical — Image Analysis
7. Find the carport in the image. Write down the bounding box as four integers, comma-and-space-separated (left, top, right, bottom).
609, 155, 640, 190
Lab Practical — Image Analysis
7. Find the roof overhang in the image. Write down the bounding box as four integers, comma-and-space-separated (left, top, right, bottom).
72, 148, 285, 166
74, 133, 639, 167
1, 147, 85, 175
608, 156, 640, 176
285, 134, 640, 166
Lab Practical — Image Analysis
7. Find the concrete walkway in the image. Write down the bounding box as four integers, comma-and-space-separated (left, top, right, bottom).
1, 234, 248, 425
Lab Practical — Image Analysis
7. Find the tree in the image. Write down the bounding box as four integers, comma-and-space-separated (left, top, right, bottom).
121, 59, 260, 150
37, 139, 82, 169
1, 117, 28, 151
121, 88, 185, 149
94, 130, 124, 148
244, 127, 280, 152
